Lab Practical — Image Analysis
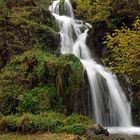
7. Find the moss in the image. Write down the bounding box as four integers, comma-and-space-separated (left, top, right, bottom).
64, 114, 93, 126
17, 86, 56, 114
0, 49, 83, 115
9, 6, 57, 32
36, 0, 52, 9
6, 0, 37, 9
0, 1, 59, 69
44, 54, 83, 96
0, 112, 93, 134
0, 0, 10, 19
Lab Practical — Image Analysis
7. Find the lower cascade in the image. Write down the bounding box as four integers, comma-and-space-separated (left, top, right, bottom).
49, 0, 132, 127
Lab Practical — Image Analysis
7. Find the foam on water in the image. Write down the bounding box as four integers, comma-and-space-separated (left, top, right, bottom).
108, 127, 140, 135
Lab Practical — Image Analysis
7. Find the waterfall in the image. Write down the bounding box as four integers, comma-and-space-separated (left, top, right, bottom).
49, 0, 132, 127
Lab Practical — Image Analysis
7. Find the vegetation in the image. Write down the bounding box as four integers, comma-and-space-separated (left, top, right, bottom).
74, 0, 140, 91
0, 0, 140, 136
0, 0, 58, 69
0, 133, 79, 140
0, 112, 93, 135
104, 20, 140, 90
0, 0, 88, 135
0, 49, 83, 115
74, 0, 140, 26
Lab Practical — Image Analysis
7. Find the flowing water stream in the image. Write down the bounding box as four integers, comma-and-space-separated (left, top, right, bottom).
49, 0, 140, 135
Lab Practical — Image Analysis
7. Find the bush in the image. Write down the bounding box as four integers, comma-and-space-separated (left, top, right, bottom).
64, 114, 93, 126
62, 114, 93, 135
0, 112, 93, 135
18, 86, 56, 114
61, 124, 86, 135
0, 49, 83, 115
0, 0, 58, 69
104, 20, 140, 90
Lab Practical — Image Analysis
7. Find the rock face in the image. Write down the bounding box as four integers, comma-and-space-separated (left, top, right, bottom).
72, 71, 92, 116
85, 124, 109, 140
132, 91, 140, 125
0, 48, 84, 115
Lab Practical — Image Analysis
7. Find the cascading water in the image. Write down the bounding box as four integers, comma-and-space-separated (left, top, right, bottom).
49, 0, 132, 127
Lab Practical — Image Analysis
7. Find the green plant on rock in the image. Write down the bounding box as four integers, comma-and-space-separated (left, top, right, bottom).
0, 112, 94, 134
18, 86, 56, 114
0, 0, 9, 19
36, 0, 52, 9
64, 114, 93, 126
57, 54, 83, 95
0, 48, 83, 115
0, 1, 59, 69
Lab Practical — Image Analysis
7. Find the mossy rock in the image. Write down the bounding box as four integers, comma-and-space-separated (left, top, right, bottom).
6, 0, 37, 9
0, 49, 83, 115
0, 112, 93, 134
0, 1, 59, 69
36, 0, 52, 9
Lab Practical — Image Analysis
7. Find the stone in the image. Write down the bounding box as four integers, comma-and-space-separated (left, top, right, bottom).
85, 124, 109, 140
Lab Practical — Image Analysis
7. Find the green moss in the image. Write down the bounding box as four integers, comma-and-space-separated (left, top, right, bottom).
44, 54, 83, 96
60, 124, 86, 135
36, 0, 52, 9
0, 112, 93, 134
0, 49, 83, 115
0, 1, 59, 69
6, 0, 37, 9
64, 114, 93, 126
18, 86, 56, 114
0, 0, 10, 19
9, 7, 57, 32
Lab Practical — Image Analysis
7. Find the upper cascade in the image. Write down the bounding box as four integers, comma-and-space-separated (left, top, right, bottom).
49, 0, 132, 127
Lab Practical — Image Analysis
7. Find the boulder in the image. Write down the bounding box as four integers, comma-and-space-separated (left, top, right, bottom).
85, 124, 109, 140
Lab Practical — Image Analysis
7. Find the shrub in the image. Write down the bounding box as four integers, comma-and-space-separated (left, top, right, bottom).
61, 124, 87, 135
62, 114, 93, 135
0, 112, 94, 135
104, 20, 140, 90
18, 86, 56, 114
64, 114, 93, 126
0, 49, 83, 115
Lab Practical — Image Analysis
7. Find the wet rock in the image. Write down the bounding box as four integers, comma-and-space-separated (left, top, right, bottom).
73, 73, 92, 116
132, 91, 140, 125
87, 20, 109, 58
85, 124, 109, 140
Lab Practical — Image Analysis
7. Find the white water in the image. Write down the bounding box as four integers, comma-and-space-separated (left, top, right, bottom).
49, 0, 140, 135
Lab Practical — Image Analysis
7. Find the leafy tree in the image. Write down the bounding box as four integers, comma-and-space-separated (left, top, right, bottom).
104, 20, 140, 90
74, 0, 94, 22
74, 0, 140, 27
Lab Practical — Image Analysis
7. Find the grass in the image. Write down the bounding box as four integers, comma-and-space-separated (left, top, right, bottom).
0, 133, 79, 140
1, 133, 140, 140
